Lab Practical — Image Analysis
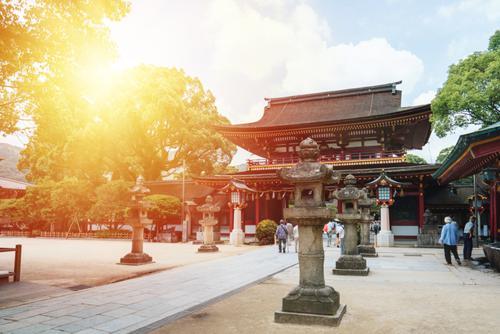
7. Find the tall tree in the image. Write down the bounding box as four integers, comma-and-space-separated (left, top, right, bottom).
1, 0, 130, 134
405, 154, 427, 164
432, 30, 500, 137
436, 146, 455, 164
98, 65, 236, 181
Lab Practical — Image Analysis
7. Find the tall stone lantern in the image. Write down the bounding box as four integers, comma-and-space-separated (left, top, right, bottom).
332, 174, 371, 276
120, 176, 153, 265
196, 195, 220, 252
275, 138, 345, 327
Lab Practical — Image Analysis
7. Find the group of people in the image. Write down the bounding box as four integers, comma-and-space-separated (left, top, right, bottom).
439, 215, 476, 265
275, 219, 299, 253
323, 220, 345, 253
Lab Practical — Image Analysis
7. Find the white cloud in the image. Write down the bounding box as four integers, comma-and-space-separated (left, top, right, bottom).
412, 90, 436, 105
110, 0, 426, 163
438, 0, 500, 21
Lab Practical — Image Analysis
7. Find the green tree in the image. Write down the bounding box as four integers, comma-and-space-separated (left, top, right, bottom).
49, 177, 94, 234
144, 194, 181, 221
405, 154, 427, 164
431, 30, 500, 137
89, 180, 132, 230
22, 180, 57, 231
436, 146, 455, 164
98, 65, 236, 181
0, 0, 129, 134
0, 198, 28, 230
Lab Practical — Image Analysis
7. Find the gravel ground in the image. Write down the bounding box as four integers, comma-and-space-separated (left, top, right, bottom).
154, 246, 500, 334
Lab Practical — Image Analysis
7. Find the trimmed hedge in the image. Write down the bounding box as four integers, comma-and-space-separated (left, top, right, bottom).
256, 219, 278, 245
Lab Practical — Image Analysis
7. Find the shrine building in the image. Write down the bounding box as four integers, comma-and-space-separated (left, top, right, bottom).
149, 82, 478, 242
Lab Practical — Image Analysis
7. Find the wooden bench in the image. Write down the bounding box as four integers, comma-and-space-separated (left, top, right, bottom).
0, 244, 22, 284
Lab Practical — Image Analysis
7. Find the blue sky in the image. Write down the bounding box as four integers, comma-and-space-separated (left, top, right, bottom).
2, 0, 498, 165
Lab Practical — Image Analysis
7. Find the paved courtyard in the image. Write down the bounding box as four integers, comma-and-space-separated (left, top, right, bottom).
0, 240, 499, 334
0, 237, 256, 289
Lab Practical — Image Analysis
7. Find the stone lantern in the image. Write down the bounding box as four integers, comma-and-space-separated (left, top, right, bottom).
357, 188, 378, 257
196, 195, 221, 252
332, 174, 371, 276
120, 176, 153, 265
275, 138, 345, 326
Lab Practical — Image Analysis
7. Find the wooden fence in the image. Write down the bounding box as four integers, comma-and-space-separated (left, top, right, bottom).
0, 230, 159, 240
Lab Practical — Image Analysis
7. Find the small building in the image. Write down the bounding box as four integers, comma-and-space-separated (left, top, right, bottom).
433, 122, 500, 241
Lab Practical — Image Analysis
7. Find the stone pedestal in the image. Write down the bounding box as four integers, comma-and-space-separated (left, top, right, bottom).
230, 207, 245, 246
276, 209, 346, 326
120, 225, 153, 265
377, 204, 394, 247
358, 223, 378, 257
333, 222, 369, 276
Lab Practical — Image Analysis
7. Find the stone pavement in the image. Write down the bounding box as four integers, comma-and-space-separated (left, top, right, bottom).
0, 245, 298, 334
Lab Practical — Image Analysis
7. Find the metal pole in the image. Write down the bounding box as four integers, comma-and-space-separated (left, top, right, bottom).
473, 174, 479, 247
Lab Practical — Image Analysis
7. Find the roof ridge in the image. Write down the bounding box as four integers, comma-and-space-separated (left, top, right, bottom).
264, 81, 402, 105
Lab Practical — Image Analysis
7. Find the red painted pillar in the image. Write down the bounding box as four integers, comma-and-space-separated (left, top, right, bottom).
264, 197, 269, 219
229, 205, 234, 231
255, 196, 260, 225
418, 192, 425, 231
490, 182, 497, 241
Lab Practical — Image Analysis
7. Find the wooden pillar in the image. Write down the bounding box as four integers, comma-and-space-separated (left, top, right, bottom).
229, 205, 234, 231
14, 244, 22, 282
491, 181, 498, 241
264, 196, 269, 219
255, 195, 260, 225
418, 179, 425, 232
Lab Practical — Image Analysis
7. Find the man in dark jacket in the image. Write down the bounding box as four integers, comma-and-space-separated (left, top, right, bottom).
275, 219, 288, 253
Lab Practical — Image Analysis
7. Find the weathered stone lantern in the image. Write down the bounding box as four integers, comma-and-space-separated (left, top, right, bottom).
120, 176, 153, 265
332, 174, 371, 275
275, 138, 345, 326
196, 195, 220, 252
357, 188, 378, 257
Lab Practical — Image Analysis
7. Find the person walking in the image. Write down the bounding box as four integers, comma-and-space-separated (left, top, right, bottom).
286, 220, 294, 252
275, 219, 288, 253
463, 216, 475, 261
336, 223, 345, 255
293, 224, 299, 253
439, 216, 461, 265
325, 221, 335, 247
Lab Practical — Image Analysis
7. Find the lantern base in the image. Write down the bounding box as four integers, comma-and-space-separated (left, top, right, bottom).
275, 304, 346, 326
119, 252, 153, 265
333, 255, 369, 276
198, 244, 219, 252
230, 229, 245, 246
357, 245, 378, 257
377, 230, 394, 247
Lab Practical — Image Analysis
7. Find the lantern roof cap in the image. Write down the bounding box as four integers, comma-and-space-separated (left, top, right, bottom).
220, 178, 257, 193
365, 170, 411, 188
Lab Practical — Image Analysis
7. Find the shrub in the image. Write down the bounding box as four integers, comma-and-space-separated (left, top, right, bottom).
256, 219, 278, 245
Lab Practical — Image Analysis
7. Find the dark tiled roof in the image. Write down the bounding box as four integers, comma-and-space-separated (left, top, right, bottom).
216, 82, 430, 131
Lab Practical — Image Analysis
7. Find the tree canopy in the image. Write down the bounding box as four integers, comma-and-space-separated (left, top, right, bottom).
436, 146, 455, 164
405, 154, 427, 164
0, 0, 130, 134
431, 30, 500, 137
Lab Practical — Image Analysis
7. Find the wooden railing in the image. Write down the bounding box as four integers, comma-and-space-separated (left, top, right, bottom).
0, 244, 22, 282
247, 151, 405, 170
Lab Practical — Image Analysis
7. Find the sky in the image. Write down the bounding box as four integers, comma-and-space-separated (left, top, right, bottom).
2, 0, 498, 165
